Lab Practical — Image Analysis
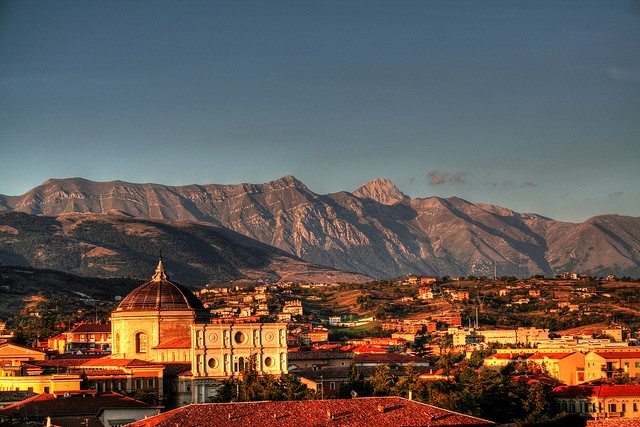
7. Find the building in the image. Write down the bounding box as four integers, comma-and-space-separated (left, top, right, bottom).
527, 352, 585, 385
433, 311, 462, 327
584, 349, 640, 382
354, 353, 431, 369
288, 351, 353, 371
299, 330, 329, 346
418, 287, 435, 300
282, 300, 303, 317
0, 342, 46, 363
328, 316, 342, 326
110, 258, 212, 363
109, 257, 288, 404
191, 321, 288, 403
124, 396, 495, 427
483, 353, 532, 371
553, 385, 640, 420
0, 392, 161, 427
62, 322, 112, 354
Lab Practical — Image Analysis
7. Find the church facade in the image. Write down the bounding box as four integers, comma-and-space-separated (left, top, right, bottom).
110, 258, 288, 404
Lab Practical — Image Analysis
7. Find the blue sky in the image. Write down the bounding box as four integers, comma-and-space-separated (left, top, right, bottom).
1, 0, 638, 223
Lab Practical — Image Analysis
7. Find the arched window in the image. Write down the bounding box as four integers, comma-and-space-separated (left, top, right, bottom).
135, 332, 147, 353
234, 356, 246, 372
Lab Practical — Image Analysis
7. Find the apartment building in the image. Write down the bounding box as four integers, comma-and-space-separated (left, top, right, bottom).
584, 348, 640, 382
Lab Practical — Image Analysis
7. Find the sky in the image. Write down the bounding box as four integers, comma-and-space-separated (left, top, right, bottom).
1, 1, 639, 223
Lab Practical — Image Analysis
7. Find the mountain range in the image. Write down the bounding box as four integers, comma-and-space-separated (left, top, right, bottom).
1, 176, 639, 280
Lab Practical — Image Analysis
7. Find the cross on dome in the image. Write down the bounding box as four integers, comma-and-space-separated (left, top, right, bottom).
151, 255, 168, 282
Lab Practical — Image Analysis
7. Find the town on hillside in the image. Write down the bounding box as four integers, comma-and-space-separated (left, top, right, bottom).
0, 264, 639, 427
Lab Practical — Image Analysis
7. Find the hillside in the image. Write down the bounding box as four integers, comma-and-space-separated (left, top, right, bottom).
1, 176, 639, 278
0, 212, 370, 286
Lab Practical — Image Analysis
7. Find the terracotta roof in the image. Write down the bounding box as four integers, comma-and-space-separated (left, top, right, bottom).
80, 357, 164, 368
159, 362, 192, 376
528, 352, 575, 360
0, 392, 152, 417
354, 353, 430, 365
553, 385, 640, 399
587, 420, 640, 427
0, 391, 38, 403
69, 323, 112, 333
287, 351, 354, 361
592, 351, 640, 360
352, 345, 389, 354
153, 336, 191, 349
32, 356, 102, 368
77, 368, 127, 376
124, 397, 495, 427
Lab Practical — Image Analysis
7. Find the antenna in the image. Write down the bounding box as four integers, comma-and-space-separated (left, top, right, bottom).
475, 306, 479, 329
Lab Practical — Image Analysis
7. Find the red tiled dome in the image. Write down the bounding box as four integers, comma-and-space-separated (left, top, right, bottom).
115, 258, 205, 312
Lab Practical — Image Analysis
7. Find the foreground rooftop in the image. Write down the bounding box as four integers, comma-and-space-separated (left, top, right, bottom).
124, 396, 495, 427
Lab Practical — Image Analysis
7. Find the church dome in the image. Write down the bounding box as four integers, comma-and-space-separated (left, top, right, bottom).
115, 258, 205, 312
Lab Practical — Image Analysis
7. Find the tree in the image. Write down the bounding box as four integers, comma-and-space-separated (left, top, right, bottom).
612, 369, 633, 385
391, 363, 420, 398
340, 360, 366, 398
369, 364, 393, 396
515, 380, 557, 425
280, 374, 316, 400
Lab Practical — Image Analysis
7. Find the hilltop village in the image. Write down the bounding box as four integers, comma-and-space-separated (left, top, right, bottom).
0, 261, 639, 426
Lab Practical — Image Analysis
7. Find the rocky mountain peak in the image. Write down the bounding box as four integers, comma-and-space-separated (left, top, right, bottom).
353, 178, 407, 205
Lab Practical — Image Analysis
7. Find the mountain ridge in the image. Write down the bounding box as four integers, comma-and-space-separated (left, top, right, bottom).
1, 176, 639, 278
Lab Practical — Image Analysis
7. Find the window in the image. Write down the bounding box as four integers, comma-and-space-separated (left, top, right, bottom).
135, 332, 147, 353
622, 403, 626, 413
135, 379, 142, 389
147, 378, 155, 388
237, 357, 245, 372
609, 404, 617, 413
234, 331, 246, 344
633, 403, 638, 412
330, 382, 336, 391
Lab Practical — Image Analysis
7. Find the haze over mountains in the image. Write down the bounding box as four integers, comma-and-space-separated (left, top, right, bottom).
1, 176, 639, 280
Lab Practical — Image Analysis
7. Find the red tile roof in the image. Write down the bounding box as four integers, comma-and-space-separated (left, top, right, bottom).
159, 362, 192, 376
124, 397, 495, 427
152, 336, 191, 349
587, 420, 640, 427
69, 323, 112, 333
351, 345, 388, 354
553, 385, 640, 399
80, 357, 164, 368
528, 352, 575, 360
354, 353, 431, 365
287, 351, 353, 361
592, 351, 640, 360
0, 392, 152, 417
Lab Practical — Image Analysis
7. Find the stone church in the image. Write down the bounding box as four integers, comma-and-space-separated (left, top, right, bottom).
110, 257, 288, 404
